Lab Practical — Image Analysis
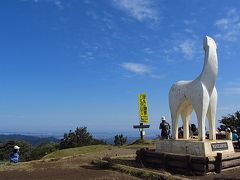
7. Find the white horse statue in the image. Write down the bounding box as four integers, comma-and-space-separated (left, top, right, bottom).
169, 36, 218, 141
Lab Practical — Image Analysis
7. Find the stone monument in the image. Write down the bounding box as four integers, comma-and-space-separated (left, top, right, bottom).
156, 36, 234, 157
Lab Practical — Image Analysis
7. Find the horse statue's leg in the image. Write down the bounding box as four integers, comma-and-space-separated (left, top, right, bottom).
207, 87, 217, 140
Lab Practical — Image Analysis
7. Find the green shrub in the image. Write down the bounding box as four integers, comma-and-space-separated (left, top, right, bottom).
114, 134, 127, 146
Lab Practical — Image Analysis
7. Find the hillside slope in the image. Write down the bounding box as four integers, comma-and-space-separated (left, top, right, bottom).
0, 144, 144, 180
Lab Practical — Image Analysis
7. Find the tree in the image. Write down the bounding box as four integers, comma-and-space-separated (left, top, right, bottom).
59, 127, 104, 149
114, 134, 127, 146
74, 127, 93, 146
30, 142, 58, 160
219, 111, 240, 133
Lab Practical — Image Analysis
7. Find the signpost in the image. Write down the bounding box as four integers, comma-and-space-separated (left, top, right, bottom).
138, 94, 149, 124
133, 94, 150, 140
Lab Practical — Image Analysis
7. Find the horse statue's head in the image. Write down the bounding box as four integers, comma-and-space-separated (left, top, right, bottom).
203, 36, 217, 51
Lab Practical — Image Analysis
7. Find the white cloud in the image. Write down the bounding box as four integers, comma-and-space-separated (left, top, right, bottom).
215, 8, 240, 42
183, 19, 197, 25
221, 87, 240, 95
120, 62, 166, 79
112, 0, 159, 22
144, 48, 153, 54
179, 40, 195, 59
219, 81, 240, 95
216, 18, 230, 29
21, 0, 63, 8
150, 74, 166, 79
184, 28, 193, 34
53, 0, 62, 8
217, 105, 240, 116
161, 36, 201, 62
121, 62, 151, 74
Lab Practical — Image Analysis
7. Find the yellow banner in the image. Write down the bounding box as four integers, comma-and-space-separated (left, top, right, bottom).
138, 94, 149, 123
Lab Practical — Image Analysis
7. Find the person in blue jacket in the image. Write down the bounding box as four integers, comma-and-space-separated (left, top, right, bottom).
232, 130, 239, 141
10, 145, 20, 163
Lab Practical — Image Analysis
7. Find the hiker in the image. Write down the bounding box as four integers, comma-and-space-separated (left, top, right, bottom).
178, 126, 183, 138
10, 145, 20, 163
226, 128, 232, 140
159, 116, 171, 139
232, 129, 240, 149
232, 129, 239, 141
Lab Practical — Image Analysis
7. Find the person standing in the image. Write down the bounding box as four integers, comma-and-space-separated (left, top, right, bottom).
159, 116, 171, 139
232, 129, 240, 149
232, 130, 239, 141
10, 145, 20, 163
226, 128, 232, 140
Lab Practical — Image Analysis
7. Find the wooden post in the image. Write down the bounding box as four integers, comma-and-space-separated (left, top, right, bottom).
186, 155, 192, 174
215, 153, 222, 173
133, 123, 150, 141
140, 132, 143, 140
162, 154, 167, 169
140, 123, 144, 140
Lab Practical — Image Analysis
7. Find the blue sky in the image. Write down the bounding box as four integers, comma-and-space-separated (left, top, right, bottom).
0, 0, 240, 135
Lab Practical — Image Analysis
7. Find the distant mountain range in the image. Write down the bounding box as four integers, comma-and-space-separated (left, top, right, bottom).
0, 130, 160, 146
0, 134, 59, 146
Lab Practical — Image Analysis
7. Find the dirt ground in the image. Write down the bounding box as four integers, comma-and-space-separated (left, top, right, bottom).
2, 146, 240, 180
0, 147, 141, 180
0, 166, 139, 180
202, 167, 240, 180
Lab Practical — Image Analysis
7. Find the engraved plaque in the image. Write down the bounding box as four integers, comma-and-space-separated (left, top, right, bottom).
211, 142, 228, 151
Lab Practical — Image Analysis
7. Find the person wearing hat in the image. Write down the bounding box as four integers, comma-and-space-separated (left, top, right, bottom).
10, 145, 20, 163
225, 128, 232, 140
159, 116, 171, 139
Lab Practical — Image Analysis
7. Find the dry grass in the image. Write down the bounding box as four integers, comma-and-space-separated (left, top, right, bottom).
92, 159, 175, 180
42, 145, 111, 160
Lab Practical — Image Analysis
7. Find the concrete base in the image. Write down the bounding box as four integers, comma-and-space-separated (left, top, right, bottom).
156, 139, 235, 157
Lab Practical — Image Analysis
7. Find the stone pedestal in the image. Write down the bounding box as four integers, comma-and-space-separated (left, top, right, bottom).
156, 139, 234, 157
